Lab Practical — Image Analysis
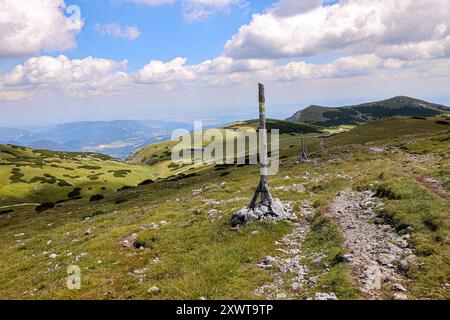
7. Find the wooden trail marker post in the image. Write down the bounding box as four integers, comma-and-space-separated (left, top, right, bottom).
298, 134, 309, 163
249, 83, 275, 215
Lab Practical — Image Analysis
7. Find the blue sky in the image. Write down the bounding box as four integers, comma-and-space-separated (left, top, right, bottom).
64, 0, 274, 70
0, 0, 449, 126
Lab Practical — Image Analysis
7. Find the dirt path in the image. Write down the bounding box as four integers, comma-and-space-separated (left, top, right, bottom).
393, 149, 449, 202
327, 191, 413, 299
0, 203, 40, 210
407, 173, 449, 202
255, 200, 314, 300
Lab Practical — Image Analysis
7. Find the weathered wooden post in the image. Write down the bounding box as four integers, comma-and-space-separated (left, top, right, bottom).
249, 83, 275, 215
297, 134, 309, 163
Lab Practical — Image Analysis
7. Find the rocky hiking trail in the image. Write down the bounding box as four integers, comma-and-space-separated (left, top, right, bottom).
255, 200, 314, 300
254, 187, 416, 300
326, 190, 413, 300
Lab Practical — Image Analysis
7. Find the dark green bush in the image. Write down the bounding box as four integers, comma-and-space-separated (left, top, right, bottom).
422, 214, 441, 232
35, 202, 55, 213
87, 174, 102, 181
138, 179, 154, 186
117, 186, 133, 192
68, 187, 82, 198
9, 168, 26, 183
110, 170, 132, 178
82, 209, 106, 219
416, 243, 435, 256
78, 165, 102, 170
89, 194, 104, 202
375, 184, 401, 200
57, 180, 72, 187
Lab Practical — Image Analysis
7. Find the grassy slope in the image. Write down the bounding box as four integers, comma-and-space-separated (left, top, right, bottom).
324, 116, 450, 146
129, 119, 323, 176
0, 117, 448, 299
0, 145, 152, 206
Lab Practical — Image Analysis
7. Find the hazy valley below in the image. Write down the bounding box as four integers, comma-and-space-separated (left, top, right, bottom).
0, 120, 194, 160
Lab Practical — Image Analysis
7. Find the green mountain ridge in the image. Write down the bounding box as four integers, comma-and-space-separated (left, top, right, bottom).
287, 96, 450, 127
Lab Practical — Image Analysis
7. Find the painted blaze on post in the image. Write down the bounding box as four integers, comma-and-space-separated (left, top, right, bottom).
171, 85, 279, 175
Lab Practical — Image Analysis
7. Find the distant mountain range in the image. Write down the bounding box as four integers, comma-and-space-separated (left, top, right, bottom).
287, 96, 450, 127
0, 120, 192, 159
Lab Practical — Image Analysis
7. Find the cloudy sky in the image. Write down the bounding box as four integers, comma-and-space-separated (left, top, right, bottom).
0, 0, 449, 126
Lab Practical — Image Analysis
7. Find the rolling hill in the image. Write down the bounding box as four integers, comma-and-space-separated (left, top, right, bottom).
287, 96, 450, 127
128, 119, 324, 171
0, 116, 448, 300
0, 144, 153, 206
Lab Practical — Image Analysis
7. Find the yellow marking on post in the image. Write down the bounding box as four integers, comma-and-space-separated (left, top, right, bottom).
259, 103, 265, 114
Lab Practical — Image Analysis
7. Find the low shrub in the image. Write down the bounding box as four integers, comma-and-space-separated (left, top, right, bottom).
422, 214, 441, 232
68, 187, 82, 198
82, 209, 106, 220
110, 170, 132, 178
138, 179, 154, 186
134, 231, 158, 249
35, 202, 55, 213
114, 197, 128, 204
10, 168, 26, 183
89, 194, 104, 202
87, 174, 102, 181
78, 165, 102, 170
117, 185, 133, 192
415, 243, 436, 257
57, 180, 72, 187
375, 184, 401, 200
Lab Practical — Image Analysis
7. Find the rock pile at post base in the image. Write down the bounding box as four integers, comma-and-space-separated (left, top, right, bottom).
231, 198, 296, 228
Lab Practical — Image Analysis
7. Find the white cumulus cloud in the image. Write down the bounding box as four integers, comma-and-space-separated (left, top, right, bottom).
125, 0, 245, 21
2, 0, 450, 102
224, 0, 450, 60
136, 57, 196, 83
1, 52, 428, 101
2, 55, 130, 98
125, 0, 177, 5
95, 23, 141, 41
0, 0, 83, 58
182, 0, 246, 22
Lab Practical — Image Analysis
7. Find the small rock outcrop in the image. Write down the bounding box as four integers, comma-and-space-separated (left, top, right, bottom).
312, 292, 338, 300
231, 199, 296, 228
